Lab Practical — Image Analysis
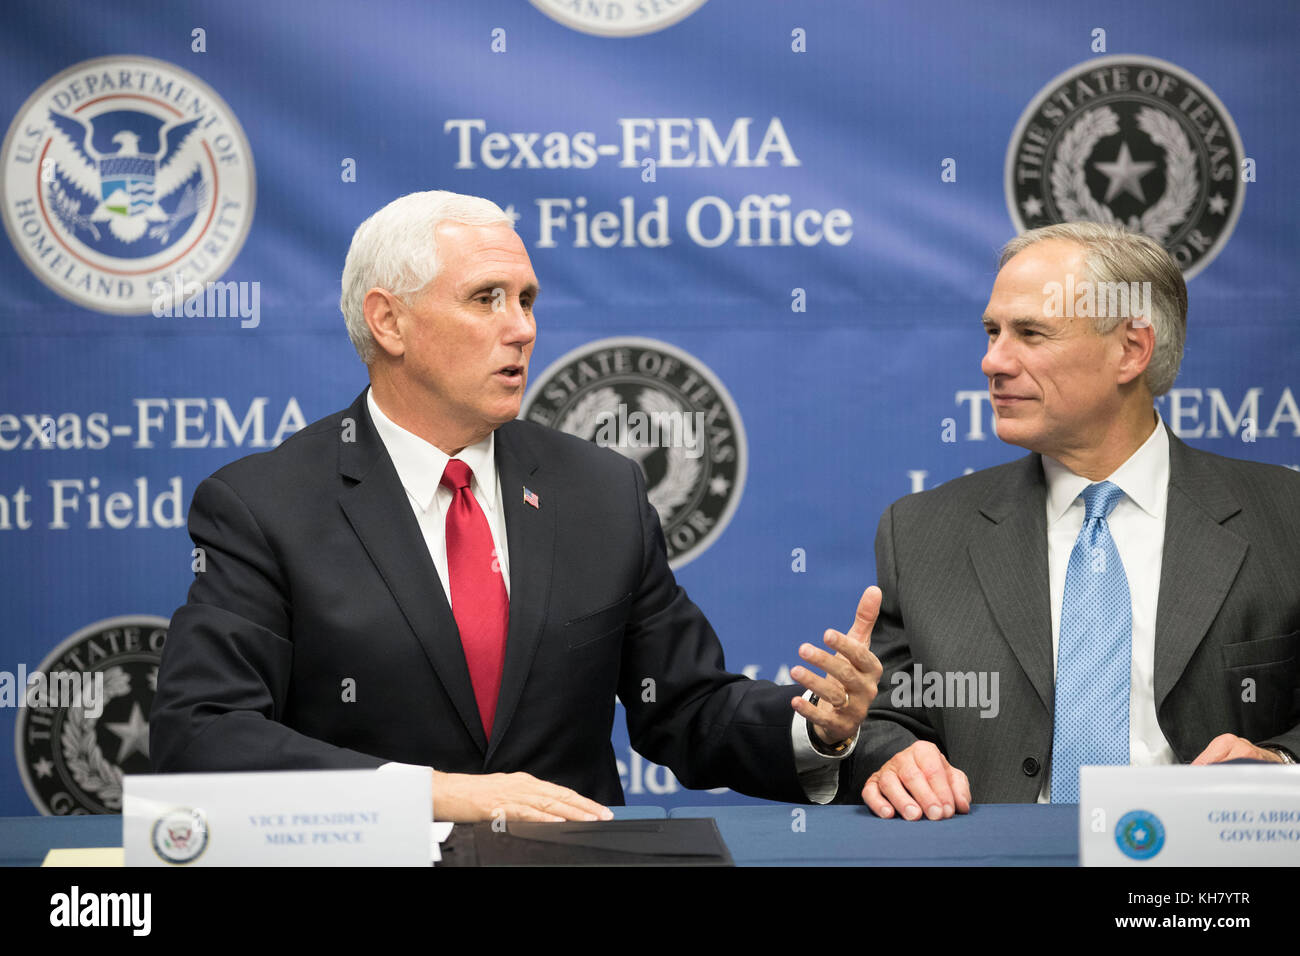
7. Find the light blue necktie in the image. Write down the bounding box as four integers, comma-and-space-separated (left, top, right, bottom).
1051, 481, 1131, 803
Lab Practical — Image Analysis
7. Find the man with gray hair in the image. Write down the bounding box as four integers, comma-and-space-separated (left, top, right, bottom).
153, 190, 883, 821
851, 221, 1300, 820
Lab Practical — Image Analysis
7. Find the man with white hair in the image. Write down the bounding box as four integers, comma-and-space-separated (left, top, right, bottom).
152, 190, 882, 821
852, 222, 1300, 820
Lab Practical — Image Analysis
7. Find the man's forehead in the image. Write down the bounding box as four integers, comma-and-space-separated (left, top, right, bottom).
435, 219, 524, 253
984, 240, 1088, 313
435, 221, 535, 282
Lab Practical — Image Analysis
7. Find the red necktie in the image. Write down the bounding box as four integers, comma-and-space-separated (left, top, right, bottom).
440, 459, 508, 738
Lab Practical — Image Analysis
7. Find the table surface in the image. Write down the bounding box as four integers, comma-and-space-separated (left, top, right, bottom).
672, 804, 1078, 866
0, 804, 1078, 866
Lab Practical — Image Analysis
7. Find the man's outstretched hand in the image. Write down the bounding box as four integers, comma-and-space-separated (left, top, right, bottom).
862, 741, 971, 820
790, 586, 884, 747
431, 770, 614, 823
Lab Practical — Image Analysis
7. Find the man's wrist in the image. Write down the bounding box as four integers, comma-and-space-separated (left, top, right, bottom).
806, 693, 852, 755
1261, 745, 1297, 764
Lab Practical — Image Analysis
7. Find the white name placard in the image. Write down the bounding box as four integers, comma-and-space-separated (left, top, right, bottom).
123, 767, 431, 867
1080, 764, 1300, 866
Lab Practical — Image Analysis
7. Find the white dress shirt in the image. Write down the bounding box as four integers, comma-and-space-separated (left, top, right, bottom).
366, 388, 850, 800
1038, 414, 1177, 801
367, 389, 510, 605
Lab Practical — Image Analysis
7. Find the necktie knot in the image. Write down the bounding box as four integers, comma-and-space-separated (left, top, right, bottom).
441, 459, 473, 492
1080, 481, 1124, 522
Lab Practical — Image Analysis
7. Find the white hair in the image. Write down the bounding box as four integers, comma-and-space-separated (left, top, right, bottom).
999, 221, 1188, 396
340, 190, 513, 363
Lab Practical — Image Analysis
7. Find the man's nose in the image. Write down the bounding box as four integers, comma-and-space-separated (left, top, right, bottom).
981, 334, 1018, 380
502, 298, 535, 345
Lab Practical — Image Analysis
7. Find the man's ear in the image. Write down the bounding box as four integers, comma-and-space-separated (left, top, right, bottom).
363, 288, 406, 359
1115, 316, 1155, 387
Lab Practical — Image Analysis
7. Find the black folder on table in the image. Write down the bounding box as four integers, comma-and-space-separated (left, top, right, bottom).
438, 818, 733, 866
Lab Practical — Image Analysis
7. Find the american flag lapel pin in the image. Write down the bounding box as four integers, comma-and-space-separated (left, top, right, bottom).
523, 487, 540, 509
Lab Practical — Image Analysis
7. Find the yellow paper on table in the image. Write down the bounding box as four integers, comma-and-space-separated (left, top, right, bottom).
41, 847, 125, 867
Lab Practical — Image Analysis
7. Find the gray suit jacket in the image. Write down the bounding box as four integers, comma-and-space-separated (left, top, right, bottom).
848, 430, 1300, 803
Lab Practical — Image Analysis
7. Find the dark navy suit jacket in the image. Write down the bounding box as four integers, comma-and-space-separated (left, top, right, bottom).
152, 389, 813, 806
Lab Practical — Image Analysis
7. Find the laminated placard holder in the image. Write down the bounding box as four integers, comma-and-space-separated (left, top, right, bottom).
123, 767, 431, 867
1079, 764, 1300, 866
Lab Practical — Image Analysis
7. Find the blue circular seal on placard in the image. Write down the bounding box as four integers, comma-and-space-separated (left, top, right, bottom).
1115, 809, 1165, 860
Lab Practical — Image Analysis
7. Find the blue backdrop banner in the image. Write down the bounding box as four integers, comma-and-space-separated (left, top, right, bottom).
1, 0, 1296, 814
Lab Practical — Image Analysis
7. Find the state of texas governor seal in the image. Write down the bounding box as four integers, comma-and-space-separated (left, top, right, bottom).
16, 615, 169, 815
1006, 55, 1245, 279
521, 336, 746, 570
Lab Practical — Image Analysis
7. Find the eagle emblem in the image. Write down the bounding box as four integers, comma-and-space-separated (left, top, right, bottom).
46, 109, 208, 247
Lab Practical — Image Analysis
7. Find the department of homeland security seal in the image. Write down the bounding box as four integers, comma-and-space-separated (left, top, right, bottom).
1006, 55, 1244, 278
521, 337, 746, 569
15, 615, 169, 815
152, 807, 209, 864
1115, 809, 1166, 860
529, 0, 709, 37
0, 55, 255, 314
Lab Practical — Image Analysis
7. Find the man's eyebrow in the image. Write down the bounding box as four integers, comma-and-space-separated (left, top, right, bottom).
463, 279, 541, 297
982, 315, 1047, 328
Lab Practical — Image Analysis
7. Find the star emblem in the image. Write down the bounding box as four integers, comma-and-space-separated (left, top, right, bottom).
1132, 826, 1147, 843
33, 756, 54, 778
708, 476, 731, 496
502, 203, 522, 226
1021, 195, 1044, 218
1207, 193, 1228, 215
1093, 142, 1158, 203
105, 701, 151, 763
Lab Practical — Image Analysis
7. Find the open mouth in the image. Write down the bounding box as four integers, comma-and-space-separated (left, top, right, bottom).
496, 364, 524, 382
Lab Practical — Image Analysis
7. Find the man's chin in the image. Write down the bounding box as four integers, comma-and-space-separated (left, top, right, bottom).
993, 417, 1040, 451
493, 401, 524, 424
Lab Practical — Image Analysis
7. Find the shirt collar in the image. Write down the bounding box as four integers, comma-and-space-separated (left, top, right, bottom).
1042, 412, 1169, 525
366, 388, 499, 515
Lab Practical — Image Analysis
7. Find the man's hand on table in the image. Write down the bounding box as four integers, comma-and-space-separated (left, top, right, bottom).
1190, 733, 1288, 765
431, 770, 614, 823
862, 741, 972, 821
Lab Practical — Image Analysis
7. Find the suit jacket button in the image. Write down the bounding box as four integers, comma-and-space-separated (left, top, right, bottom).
1021, 757, 1040, 776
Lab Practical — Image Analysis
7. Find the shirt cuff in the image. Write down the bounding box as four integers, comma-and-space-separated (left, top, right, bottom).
791, 690, 859, 804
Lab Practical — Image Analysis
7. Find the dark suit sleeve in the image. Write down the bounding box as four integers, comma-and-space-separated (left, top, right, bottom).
1241, 628, 1300, 760
614, 457, 810, 803
847, 501, 944, 794
150, 475, 386, 773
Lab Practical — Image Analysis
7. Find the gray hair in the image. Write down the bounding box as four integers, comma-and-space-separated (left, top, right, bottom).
340, 190, 514, 364
998, 221, 1188, 396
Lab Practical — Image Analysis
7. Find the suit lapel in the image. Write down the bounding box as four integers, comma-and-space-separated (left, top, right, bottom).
967, 454, 1055, 713
1153, 433, 1247, 709
486, 421, 556, 761
335, 390, 488, 752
